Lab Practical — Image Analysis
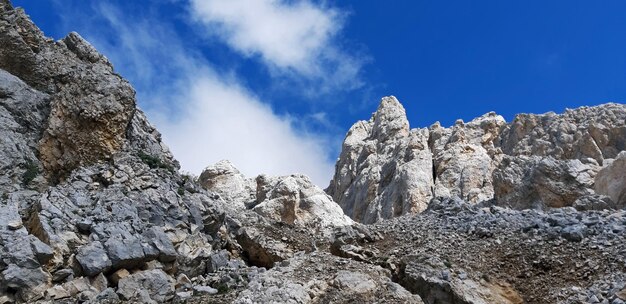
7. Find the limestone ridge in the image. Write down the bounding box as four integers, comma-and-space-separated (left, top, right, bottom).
328, 96, 626, 223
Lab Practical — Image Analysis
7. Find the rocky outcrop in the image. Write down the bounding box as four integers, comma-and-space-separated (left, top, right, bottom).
199, 160, 255, 206
0, 1, 143, 179
327, 96, 434, 224
429, 112, 506, 203
201, 161, 353, 231
595, 151, 626, 208
253, 174, 353, 230
493, 156, 598, 209
235, 252, 423, 304
498, 103, 626, 165
329, 97, 626, 223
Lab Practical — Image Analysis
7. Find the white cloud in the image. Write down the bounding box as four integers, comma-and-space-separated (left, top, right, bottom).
153, 75, 334, 184
189, 0, 364, 92
59, 2, 336, 186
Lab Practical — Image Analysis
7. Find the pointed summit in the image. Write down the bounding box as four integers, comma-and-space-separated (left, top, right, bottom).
371, 96, 410, 140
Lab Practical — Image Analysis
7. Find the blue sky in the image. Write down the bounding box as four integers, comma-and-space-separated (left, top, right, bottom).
13, 0, 626, 185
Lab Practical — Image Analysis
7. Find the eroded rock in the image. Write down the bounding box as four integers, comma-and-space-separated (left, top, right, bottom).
327, 96, 434, 224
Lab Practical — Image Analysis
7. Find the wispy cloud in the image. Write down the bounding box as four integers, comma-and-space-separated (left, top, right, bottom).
188, 0, 365, 94
54, 1, 336, 185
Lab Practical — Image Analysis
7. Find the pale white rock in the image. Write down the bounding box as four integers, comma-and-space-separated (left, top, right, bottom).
253, 174, 353, 230
595, 151, 626, 208
498, 103, 626, 165
327, 96, 434, 224
429, 112, 506, 203
199, 160, 255, 207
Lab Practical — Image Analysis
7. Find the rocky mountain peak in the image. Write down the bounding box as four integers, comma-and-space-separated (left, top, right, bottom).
329, 97, 626, 223
370, 96, 410, 140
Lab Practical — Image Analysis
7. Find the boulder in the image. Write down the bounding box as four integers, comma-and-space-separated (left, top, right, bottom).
75, 241, 111, 277
117, 269, 175, 303
595, 151, 626, 208
254, 174, 353, 230
199, 160, 255, 206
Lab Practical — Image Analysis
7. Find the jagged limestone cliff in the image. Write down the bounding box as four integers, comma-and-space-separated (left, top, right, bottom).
328, 96, 626, 223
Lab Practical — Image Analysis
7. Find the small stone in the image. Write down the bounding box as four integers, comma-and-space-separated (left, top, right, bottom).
177, 291, 193, 299
176, 274, 192, 289
110, 269, 130, 286
93, 288, 120, 303
90, 273, 108, 292
561, 225, 585, 242
7, 221, 22, 230
193, 285, 218, 295
45, 285, 70, 300
52, 269, 74, 283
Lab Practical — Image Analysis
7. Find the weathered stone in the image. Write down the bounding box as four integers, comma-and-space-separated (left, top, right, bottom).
109, 268, 130, 286
143, 226, 177, 263
117, 269, 174, 303
327, 96, 434, 223
253, 174, 353, 230
45, 285, 70, 300
499, 103, 626, 164
493, 156, 596, 209
573, 194, 617, 211
235, 227, 291, 268
398, 254, 522, 304
199, 160, 255, 205
104, 235, 146, 270
1, 264, 49, 302
429, 112, 506, 203
207, 250, 230, 273
595, 151, 626, 208
193, 285, 218, 295
235, 252, 423, 304
52, 269, 74, 283
29, 235, 54, 264
75, 241, 111, 276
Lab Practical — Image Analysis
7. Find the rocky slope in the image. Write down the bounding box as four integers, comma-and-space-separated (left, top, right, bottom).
1, 1, 626, 303
328, 96, 626, 223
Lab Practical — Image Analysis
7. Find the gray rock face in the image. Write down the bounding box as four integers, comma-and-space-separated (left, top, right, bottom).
235, 252, 423, 304
595, 151, 626, 207
0, 201, 50, 302
0, 69, 49, 193
493, 156, 597, 209
0, 3, 138, 178
327, 96, 434, 224
75, 241, 111, 277
117, 269, 174, 303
